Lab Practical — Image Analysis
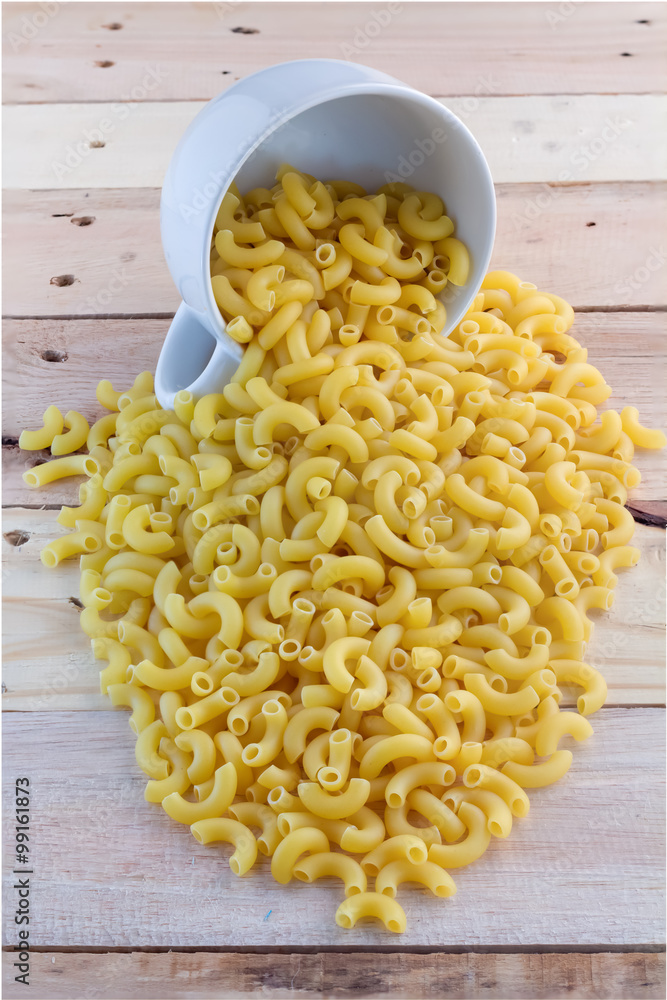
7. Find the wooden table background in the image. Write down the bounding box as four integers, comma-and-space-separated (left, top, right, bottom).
2, 3, 666, 998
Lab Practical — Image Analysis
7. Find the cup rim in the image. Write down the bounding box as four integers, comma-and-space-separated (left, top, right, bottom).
202, 79, 495, 339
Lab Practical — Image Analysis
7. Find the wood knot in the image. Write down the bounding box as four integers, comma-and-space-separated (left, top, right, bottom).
103, 22, 123, 29
71, 216, 95, 227
94, 60, 115, 68
50, 275, 77, 287
41, 349, 68, 362
4, 530, 30, 547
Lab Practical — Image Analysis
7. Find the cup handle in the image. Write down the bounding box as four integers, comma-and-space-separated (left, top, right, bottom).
155, 301, 243, 409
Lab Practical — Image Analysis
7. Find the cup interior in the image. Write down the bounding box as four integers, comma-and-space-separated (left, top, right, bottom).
225, 88, 495, 333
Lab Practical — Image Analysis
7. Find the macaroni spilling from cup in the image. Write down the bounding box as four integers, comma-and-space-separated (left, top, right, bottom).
19, 167, 665, 933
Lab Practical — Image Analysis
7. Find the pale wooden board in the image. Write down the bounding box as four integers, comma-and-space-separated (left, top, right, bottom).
2, 0, 664, 985
1, 708, 664, 948
2, 951, 665, 1000
2, 2, 664, 103
3, 185, 667, 322
4, 312, 665, 505
4, 95, 665, 191
1, 508, 664, 712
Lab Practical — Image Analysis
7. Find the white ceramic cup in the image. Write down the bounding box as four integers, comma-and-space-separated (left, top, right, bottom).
156, 58, 496, 409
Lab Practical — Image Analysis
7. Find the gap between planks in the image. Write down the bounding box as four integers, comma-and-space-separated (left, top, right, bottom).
4, 943, 667, 955
5, 307, 667, 322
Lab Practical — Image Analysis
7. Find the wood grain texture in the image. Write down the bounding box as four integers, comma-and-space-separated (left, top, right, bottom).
2, 951, 665, 1000
2, 509, 664, 712
2, 0, 666, 986
3, 184, 667, 321
2, 2, 664, 103
4, 311, 665, 506
1, 708, 664, 948
4, 95, 665, 190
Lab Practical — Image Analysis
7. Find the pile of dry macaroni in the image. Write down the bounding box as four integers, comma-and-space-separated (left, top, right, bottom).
20, 167, 665, 934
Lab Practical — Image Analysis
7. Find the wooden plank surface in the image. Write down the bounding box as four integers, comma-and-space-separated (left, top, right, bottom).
1, 708, 664, 948
3, 951, 665, 1000
2, 509, 664, 712
2, 2, 664, 103
3, 1, 666, 988
3, 184, 667, 321
4, 95, 665, 190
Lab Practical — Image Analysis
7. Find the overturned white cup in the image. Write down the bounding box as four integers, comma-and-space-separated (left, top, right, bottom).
156, 58, 495, 409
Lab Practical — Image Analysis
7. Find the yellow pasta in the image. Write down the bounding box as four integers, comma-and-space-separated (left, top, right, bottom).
23, 165, 664, 935
376, 859, 457, 898
190, 817, 258, 875
18, 404, 64, 450
335, 892, 407, 933
293, 851, 367, 896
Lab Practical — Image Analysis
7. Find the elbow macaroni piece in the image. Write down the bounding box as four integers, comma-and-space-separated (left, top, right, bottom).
24, 167, 663, 934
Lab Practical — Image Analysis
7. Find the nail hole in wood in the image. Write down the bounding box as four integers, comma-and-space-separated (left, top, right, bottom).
586, 221, 596, 227
635, 19, 650, 24
69, 596, 84, 609
103, 22, 123, 29
71, 216, 95, 227
52, 212, 74, 217
4, 530, 31, 547
620, 52, 633, 56
2, 436, 19, 446
221, 70, 231, 74
89, 140, 106, 148
50, 275, 76, 287
230, 26, 259, 33
42, 349, 68, 362
94, 60, 115, 68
